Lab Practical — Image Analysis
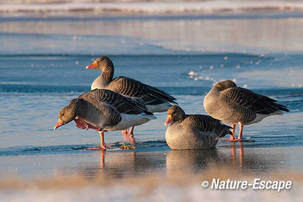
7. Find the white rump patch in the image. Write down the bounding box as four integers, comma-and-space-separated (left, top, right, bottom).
105, 113, 156, 131
248, 111, 283, 125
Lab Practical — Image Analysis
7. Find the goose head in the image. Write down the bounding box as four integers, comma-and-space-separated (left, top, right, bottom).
213, 80, 237, 91
54, 99, 78, 130
86, 56, 114, 71
165, 105, 185, 126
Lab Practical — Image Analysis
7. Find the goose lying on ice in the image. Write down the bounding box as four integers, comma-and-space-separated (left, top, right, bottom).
165, 105, 232, 149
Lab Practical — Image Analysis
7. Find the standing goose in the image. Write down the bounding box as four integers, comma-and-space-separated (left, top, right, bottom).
54, 89, 156, 150
204, 80, 289, 142
165, 106, 232, 149
86, 56, 176, 136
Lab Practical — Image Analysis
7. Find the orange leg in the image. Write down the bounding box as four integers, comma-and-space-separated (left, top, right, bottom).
229, 123, 244, 142
237, 123, 244, 141
128, 126, 134, 136
232, 123, 236, 137
121, 126, 136, 145
128, 126, 135, 145
221, 123, 237, 141
88, 131, 107, 150
121, 129, 128, 135
99, 131, 107, 149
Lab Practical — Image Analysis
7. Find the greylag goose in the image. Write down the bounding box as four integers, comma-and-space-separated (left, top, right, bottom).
204, 80, 289, 142
86, 56, 176, 137
54, 89, 156, 150
165, 106, 232, 149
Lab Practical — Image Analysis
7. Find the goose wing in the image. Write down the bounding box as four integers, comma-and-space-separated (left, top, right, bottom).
182, 115, 221, 132
107, 76, 177, 105
221, 87, 289, 114
75, 98, 121, 128
79, 89, 150, 115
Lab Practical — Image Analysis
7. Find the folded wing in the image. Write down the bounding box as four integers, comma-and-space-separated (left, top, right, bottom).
221, 87, 289, 114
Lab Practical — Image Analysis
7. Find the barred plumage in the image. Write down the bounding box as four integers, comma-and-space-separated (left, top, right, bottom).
79, 89, 147, 115
183, 115, 220, 132
203, 80, 289, 141
223, 87, 288, 115
75, 99, 122, 128
204, 80, 289, 125
108, 76, 176, 105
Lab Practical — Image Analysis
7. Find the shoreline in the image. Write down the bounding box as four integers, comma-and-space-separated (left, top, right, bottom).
1, 1, 303, 16
1, 168, 303, 189
2, 11, 303, 19
0, 169, 302, 202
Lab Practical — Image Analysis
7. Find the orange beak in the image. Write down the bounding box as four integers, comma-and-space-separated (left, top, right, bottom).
164, 115, 173, 126
86, 61, 98, 69
54, 119, 64, 130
